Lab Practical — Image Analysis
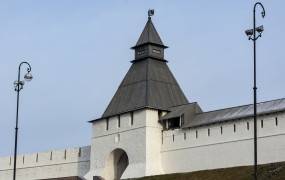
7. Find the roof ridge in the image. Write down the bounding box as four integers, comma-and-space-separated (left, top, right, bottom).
197, 98, 285, 115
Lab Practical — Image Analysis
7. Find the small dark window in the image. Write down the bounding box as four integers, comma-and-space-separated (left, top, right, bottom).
118, 115, 121, 128
64, 150, 67, 160
196, 130, 198, 139
23, 156, 25, 164
137, 50, 145, 55
130, 112, 134, 126
261, 120, 264, 128
275, 117, 278, 126
168, 117, 180, 129
36, 153, 38, 162
172, 134, 175, 142
247, 122, 249, 130
208, 129, 210, 136
106, 118, 109, 130
220, 126, 223, 134
78, 148, 81, 157
184, 132, 186, 140
234, 124, 236, 132
50, 151, 53, 160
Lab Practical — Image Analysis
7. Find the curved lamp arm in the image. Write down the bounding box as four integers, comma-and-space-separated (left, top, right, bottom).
254, 2, 266, 18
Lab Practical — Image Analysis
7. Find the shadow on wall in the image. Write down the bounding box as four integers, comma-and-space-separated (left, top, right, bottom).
104, 148, 129, 180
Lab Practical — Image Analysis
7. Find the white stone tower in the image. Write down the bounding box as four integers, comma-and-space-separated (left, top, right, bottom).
85, 13, 189, 180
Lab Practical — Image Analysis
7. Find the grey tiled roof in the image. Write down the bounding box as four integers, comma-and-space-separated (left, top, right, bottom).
182, 98, 285, 128
132, 18, 167, 48
160, 103, 202, 121
101, 58, 189, 118
94, 18, 188, 120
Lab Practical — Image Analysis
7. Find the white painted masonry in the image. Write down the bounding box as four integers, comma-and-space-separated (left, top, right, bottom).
161, 112, 285, 173
0, 146, 90, 180
0, 109, 285, 179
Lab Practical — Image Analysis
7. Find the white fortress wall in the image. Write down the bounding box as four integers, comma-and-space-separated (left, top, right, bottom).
0, 146, 90, 180
161, 111, 285, 174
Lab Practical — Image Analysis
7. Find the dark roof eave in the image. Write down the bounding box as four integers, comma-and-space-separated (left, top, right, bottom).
131, 57, 168, 63
89, 106, 170, 123
131, 42, 168, 49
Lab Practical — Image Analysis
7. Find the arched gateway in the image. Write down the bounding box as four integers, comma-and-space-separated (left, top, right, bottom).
104, 148, 129, 180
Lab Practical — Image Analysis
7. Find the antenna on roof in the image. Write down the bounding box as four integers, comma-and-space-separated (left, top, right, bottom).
148, 9, 154, 19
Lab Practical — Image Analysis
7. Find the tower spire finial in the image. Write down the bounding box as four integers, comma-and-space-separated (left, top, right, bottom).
148, 9, 154, 20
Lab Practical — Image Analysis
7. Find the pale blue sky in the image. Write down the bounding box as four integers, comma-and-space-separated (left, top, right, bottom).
0, 1, 285, 156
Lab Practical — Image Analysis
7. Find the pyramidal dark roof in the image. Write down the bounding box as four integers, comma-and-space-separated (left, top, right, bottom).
132, 17, 167, 49
97, 17, 189, 119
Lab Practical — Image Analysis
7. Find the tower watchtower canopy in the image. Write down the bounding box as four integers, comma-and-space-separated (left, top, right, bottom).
97, 10, 188, 119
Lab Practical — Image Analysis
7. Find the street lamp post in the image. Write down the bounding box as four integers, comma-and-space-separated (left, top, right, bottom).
245, 2, 265, 180
13, 62, 33, 180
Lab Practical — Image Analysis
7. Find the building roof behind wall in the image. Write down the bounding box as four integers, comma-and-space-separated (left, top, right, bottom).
182, 98, 285, 128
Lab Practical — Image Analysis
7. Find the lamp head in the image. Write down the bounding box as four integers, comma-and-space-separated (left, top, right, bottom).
245, 29, 254, 36
24, 72, 33, 82
261, 11, 265, 18
256, 25, 264, 33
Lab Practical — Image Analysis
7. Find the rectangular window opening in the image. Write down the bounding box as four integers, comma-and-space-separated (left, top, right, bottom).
275, 117, 278, 126
184, 132, 186, 140
261, 120, 264, 128
118, 115, 121, 128
50, 151, 53, 160
131, 112, 134, 126
172, 134, 175, 142
168, 117, 181, 129
234, 124, 236, 133
64, 150, 67, 160
106, 118, 109, 130
247, 122, 250, 130
78, 148, 81, 157
220, 126, 223, 134
196, 130, 198, 139
208, 128, 210, 136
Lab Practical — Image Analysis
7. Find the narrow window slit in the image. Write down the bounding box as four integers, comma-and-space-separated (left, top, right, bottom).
50, 151, 53, 160
106, 118, 109, 130
261, 120, 264, 128
64, 150, 67, 160
275, 117, 278, 126
220, 126, 223, 134
118, 115, 121, 128
78, 148, 81, 157
131, 112, 134, 126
